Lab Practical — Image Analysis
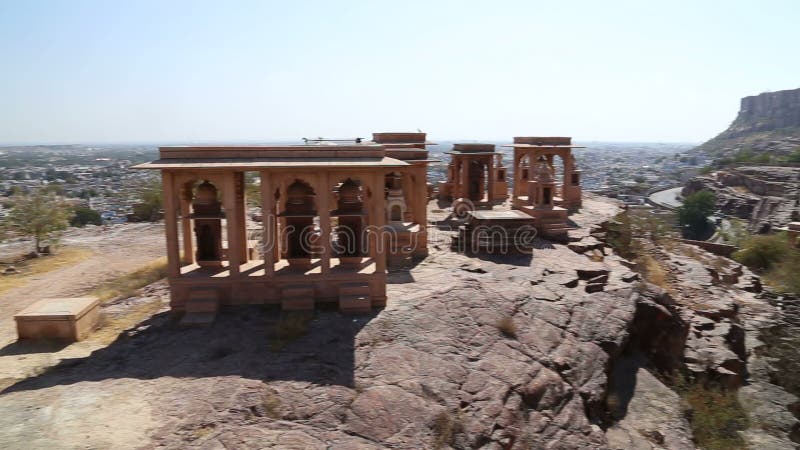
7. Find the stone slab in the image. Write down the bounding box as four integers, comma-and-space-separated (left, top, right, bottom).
14, 297, 100, 342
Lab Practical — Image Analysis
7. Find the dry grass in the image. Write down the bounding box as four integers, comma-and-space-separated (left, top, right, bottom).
496, 316, 517, 339
271, 311, 314, 351
261, 388, 283, 419
587, 249, 604, 262
0, 248, 93, 295
88, 298, 165, 345
637, 254, 669, 290
89, 257, 168, 303
676, 378, 748, 450
431, 410, 464, 449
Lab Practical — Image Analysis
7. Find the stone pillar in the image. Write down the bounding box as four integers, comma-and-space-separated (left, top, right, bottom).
400, 170, 412, 222
486, 156, 495, 202
371, 173, 387, 273
317, 173, 331, 273
180, 183, 194, 265
462, 157, 469, 199
414, 165, 428, 225
223, 171, 242, 276
513, 151, 521, 198
162, 171, 181, 278
260, 171, 274, 276
235, 172, 248, 262
453, 159, 462, 199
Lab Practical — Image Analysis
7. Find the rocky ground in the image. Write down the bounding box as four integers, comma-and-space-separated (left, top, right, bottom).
0, 196, 797, 449
631, 238, 800, 448
683, 165, 799, 233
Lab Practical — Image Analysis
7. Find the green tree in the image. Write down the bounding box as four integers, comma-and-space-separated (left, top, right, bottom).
70, 206, 103, 227
677, 190, 716, 239
130, 180, 163, 222
4, 190, 73, 253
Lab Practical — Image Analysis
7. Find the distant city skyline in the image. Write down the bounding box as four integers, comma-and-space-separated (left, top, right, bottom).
1, 0, 798, 145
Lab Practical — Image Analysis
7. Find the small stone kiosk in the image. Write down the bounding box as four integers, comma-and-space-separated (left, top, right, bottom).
370, 132, 436, 265
134, 144, 409, 321
506, 137, 583, 210
505, 137, 584, 242
438, 143, 508, 205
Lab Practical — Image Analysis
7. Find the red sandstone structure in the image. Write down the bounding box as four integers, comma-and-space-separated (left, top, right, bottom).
135, 133, 585, 319
135, 142, 414, 322
438, 143, 508, 204
370, 133, 434, 265
505, 137, 583, 241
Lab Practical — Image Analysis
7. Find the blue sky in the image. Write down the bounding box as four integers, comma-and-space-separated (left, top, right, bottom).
1, 0, 798, 144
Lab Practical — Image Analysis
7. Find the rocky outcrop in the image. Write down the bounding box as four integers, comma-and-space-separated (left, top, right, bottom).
683, 165, 800, 232
0, 197, 658, 450
629, 238, 800, 446
694, 88, 800, 157
724, 89, 800, 139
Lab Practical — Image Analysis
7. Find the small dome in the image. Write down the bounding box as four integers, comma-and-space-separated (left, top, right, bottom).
534, 157, 555, 182
287, 181, 314, 199
194, 181, 218, 203
338, 179, 361, 200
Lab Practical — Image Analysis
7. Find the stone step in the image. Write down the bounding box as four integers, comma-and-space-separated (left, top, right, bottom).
179, 312, 216, 327
339, 294, 371, 314
338, 283, 371, 296
187, 287, 220, 302
281, 285, 314, 299
186, 298, 219, 313
281, 296, 314, 311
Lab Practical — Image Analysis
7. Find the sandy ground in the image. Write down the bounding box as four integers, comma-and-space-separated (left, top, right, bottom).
0, 223, 164, 388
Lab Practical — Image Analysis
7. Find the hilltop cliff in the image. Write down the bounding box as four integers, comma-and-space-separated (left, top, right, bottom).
695, 88, 800, 159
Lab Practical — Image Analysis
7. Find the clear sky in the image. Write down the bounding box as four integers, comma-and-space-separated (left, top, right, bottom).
1, 0, 798, 145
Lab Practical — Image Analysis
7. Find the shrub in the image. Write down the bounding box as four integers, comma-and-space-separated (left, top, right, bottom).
271, 311, 313, 351
733, 233, 789, 271
71, 206, 103, 227
677, 190, 715, 239
763, 248, 800, 294
431, 410, 463, 449
786, 148, 800, 163
675, 377, 748, 450
496, 316, 517, 338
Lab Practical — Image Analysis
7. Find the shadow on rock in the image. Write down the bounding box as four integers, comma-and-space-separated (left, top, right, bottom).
2, 306, 375, 394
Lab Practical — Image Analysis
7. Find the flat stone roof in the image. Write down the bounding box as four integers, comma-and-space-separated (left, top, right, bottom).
133, 156, 409, 170
467, 210, 534, 220
133, 144, 414, 169
15, 297, 100, 321
502, 144, 586, 149
371, 132, 435, 145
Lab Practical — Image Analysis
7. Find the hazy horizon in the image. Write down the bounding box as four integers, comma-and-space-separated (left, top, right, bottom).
2, 0, 798, 145
0, 138, 702, 147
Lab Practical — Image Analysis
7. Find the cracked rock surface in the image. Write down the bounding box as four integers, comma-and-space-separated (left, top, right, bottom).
0, 196, 681, 449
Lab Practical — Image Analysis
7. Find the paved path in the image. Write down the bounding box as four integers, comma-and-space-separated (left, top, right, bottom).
648, 187, 683, 209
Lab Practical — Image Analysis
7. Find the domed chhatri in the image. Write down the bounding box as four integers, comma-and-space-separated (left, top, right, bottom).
132, 132, 435, 320
132, 132, 583, 322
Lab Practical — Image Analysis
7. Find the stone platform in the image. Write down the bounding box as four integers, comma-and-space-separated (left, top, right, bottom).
14, 297, 100, 342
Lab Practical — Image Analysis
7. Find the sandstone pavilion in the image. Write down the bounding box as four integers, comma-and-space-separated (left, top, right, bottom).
134, 132, 434, 325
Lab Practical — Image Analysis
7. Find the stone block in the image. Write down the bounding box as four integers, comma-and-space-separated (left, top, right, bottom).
14, 297, 100, 342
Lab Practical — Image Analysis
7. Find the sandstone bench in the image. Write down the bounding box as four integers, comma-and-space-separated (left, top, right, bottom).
14, 297, 100, 342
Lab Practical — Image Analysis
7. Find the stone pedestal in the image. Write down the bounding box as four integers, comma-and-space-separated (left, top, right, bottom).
14, 297, 100, 342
